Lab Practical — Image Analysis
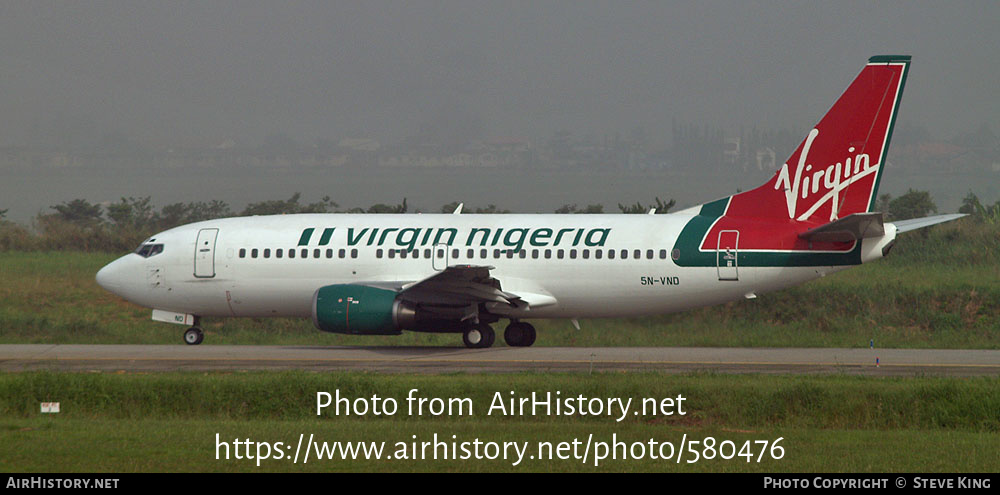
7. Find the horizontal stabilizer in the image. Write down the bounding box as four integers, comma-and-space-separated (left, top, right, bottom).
892, 214, 967, 233
798, 212, 885, 243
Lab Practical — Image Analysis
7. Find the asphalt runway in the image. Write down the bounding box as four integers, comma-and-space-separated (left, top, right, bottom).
1, 345, 998, 376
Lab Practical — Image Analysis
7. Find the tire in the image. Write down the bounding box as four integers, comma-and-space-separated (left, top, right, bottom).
505, 322, 537, 347
521, 322, 536, 347
184, 327, 204, 345
463, 323, 495, 349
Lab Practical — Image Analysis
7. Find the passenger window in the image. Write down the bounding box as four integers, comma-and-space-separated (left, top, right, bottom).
412, 249, 420, 259
532, 249, 539, 259
518, 250, 526, 259
239, 248, 246, 258
493, 249, 501, 259
400, 249, 408, 259
424, 249, 431, 258
659, 249, 667, 259
326, 249, 333, 259
621, 249, 628, 259
595, 250, 603, 259
608, 249, 616, 259
647, 250, 654, 259
480, 249, 487, 259
388, 249, 396, 259
314, 249, 321, 258
452, 249, 460, 259
545, 249, 551, 259
582, 249, 589, 259
351, 249, 358, 259
467, 249, 474, 259
276, 249, 283, 259
376, 249, 383, 259
634, 249, 641, 259
301, 249, 308, 258
263, 248, 270, 259
252, 248, 259, 258
557, 249, 564, 259
506, 250, 514, 259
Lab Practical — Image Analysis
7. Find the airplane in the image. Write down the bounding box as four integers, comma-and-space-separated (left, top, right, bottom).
96, 55, 964, 348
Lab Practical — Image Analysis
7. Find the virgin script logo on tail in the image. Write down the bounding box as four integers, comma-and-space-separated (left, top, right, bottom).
773, 128, 877, 222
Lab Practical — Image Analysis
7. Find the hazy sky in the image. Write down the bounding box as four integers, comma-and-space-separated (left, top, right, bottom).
1, 1, 997, 147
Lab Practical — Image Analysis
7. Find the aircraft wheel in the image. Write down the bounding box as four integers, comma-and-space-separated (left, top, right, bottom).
184, 327, 204, 345
463, 323, 495, 349
521, 322, 536, 347
504, 322, 536, 347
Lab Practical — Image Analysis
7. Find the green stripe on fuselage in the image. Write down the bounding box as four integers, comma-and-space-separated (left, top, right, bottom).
671, 198, 862, 268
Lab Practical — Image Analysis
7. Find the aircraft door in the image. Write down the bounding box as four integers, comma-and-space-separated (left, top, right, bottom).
716, 230, 739, 281
194, 228, 219, 278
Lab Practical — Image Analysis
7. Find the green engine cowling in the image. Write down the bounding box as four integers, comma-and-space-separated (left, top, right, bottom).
311, 284, 417, 335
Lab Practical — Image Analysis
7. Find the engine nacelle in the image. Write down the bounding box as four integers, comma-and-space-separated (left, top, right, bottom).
311, 285, 416, 335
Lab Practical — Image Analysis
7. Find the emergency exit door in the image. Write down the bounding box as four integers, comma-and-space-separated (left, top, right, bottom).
432, 243, 450, 271
194, 228, 219, 278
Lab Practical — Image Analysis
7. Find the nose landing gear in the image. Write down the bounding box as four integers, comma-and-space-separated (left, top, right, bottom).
183, 327, 204, 345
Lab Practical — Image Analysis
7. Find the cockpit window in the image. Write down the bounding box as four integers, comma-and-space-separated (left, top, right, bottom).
135, 243, 164, 258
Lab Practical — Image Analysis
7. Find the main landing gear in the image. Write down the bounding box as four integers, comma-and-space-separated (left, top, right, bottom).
462, 323, 495, 349
460, 321, 537, 349
183, 326, 204, 345
504, 321, 536, 347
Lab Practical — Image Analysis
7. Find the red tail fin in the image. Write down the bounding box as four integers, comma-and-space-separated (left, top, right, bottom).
726, 55, 910, 223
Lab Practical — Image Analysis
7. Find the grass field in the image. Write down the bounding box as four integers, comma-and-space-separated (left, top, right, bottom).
1, 218, 998, 347
1, 372, 997, 472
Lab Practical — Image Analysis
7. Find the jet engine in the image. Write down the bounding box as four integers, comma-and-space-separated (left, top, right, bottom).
311, 285, 417, 335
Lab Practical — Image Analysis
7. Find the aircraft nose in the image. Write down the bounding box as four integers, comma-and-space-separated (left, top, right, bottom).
96, 257, 127, 293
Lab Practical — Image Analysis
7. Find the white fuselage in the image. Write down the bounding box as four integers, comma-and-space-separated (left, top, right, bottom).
95, 212, 883, 323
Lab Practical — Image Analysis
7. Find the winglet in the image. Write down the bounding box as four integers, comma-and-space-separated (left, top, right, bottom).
868, 55, 911, 64
452, 203, 464, 214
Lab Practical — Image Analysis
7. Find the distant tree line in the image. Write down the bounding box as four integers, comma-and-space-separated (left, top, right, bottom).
875, 189, 938, 221
6, 189, 984, 253
958, 192, 1000, 225
0, 193, 678, 252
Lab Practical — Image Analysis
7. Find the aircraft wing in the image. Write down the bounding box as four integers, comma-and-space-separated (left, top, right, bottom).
397, 265, 517, 306
352, 265, 557, 311
892, 213, 967, 233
